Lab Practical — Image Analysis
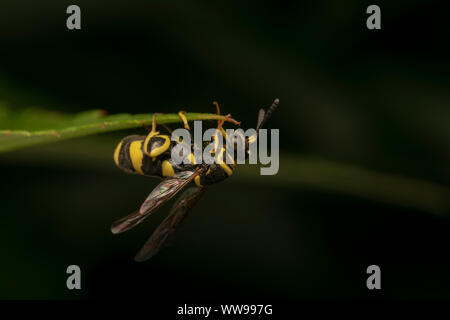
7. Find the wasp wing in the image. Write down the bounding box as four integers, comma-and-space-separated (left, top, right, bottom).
111, 167, 204, 234
134, 186, 206, 262
110, 210, 149, 235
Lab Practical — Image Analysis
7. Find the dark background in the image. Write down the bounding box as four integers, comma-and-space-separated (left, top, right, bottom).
0, 0, 449, 300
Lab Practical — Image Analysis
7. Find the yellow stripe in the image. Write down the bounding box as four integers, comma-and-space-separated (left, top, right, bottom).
216, 148, 233, 176
143, 130, 159, 155
161, 160, 175, 177
188, 153, 196, 164
220, 127, 227, 138
129, 140, 144, 174
219, 163, 233, 176
248, 134, 257, 144
113, 140, 123, 166
194, 176, 203, 187
149, 135, 171, 157
178, 111, 190, 130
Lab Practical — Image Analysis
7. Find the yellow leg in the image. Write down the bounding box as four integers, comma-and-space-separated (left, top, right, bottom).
144, 113, 162, 138
210, 102, 240, 126
213, 101, 221, 116
151, 113, 162, 136
151, 113, 157, 132
213, 101, 227, 138
178, 111, 190, 131
212, 102, 226, 155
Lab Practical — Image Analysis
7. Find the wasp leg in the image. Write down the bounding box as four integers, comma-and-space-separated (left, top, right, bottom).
211, 101, 226, 156
161, 124, 173, 134
213, 101, 228, 138
143, 113, 164, 135
151, 113, 159, 133
162, 123, 181, 142
213, 101, 221, 116
141, 120, 151, 132
178, 111, 190, 131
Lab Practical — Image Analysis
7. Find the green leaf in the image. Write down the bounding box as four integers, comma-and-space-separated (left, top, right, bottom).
0, 106, 237, 153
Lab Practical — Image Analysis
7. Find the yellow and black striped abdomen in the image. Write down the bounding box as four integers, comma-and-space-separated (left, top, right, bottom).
114, 135, 165, 177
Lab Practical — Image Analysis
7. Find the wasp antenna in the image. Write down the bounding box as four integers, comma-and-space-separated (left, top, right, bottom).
265, 98, 279, 122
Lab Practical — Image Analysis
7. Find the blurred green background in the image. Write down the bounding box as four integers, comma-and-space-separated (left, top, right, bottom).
0, 0, 449, 300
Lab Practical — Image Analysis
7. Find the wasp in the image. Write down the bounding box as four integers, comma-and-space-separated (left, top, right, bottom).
111, 99, 279, 261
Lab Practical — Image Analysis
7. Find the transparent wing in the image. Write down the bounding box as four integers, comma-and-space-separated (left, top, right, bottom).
111, 167, 204, 235
110, 210, 149, 235
134, 186, 206, 262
